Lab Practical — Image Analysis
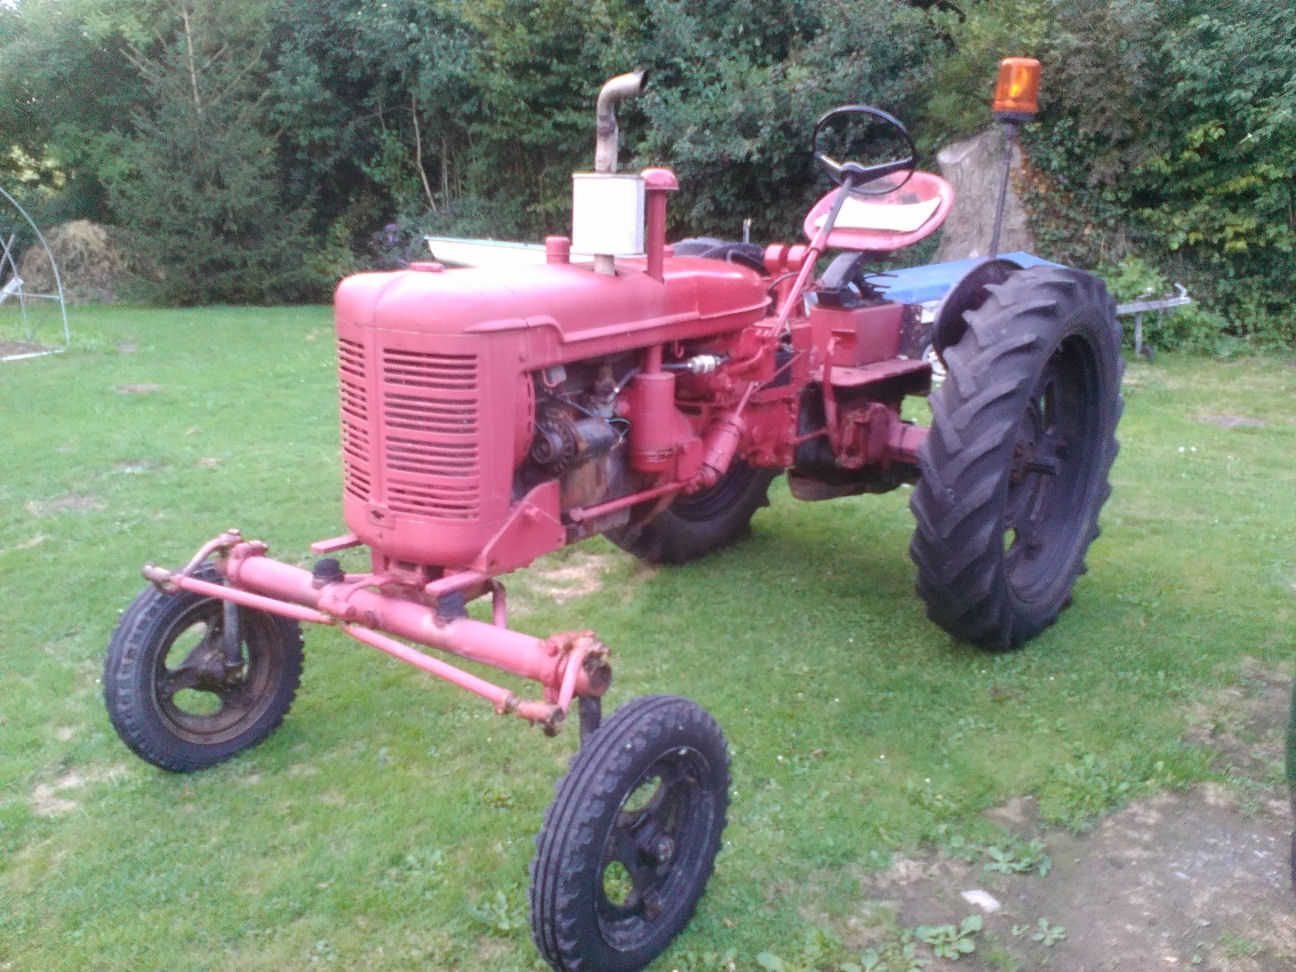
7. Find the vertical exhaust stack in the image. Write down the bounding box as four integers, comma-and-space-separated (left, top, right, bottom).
593, 71, 644, 174
574, 72, 646, 275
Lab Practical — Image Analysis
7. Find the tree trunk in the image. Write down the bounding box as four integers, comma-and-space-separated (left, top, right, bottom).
934, 128, 1034, 262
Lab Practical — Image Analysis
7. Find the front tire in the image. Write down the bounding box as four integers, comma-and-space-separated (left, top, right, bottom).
909, 266, 1123, 650
606, 460, 775, 564
529, 695, 730, 972
104, 565, 304, 771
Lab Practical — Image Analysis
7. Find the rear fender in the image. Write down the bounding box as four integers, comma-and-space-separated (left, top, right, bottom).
930, 257, 1023, 362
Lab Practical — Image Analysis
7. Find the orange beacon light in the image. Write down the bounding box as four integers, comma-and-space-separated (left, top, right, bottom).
988, 57, 1041, 255
993, 57, 1041, 122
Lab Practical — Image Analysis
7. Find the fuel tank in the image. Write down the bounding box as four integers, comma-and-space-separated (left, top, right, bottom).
333, 253, 769, 571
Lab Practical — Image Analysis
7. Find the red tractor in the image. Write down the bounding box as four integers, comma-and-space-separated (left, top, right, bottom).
104, 63, 1122, 971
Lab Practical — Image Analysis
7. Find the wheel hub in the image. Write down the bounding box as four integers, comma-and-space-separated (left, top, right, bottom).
183, 640, 246, 692
641, 833, 675, 867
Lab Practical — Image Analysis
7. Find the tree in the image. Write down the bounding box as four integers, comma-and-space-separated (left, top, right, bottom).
459, 0, 638, 237
110, 1, 314, 303
636, 0, 939, 239
922, 0, 1294, 345
0, 0, 150, 225
0, 0, 1287, 343
1129, 0, 1295, 340
266, 0, 481, 234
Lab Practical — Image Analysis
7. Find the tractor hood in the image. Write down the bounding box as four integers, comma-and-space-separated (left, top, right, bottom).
335, 255, 770, 366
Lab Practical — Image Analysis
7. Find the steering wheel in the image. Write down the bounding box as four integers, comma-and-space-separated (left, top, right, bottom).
812, 105, 916, 196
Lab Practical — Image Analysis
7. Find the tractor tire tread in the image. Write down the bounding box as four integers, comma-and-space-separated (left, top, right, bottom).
909, 265, 1122, 650
607, 463, 775, 565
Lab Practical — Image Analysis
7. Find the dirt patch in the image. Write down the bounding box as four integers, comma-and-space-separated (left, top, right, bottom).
1184, 657, 1289, 780
508, 549, 657, 617
1018, 787, 1288, 970
0, 339, 52, 358
0, 534, 48, 557
115, 383, 163, 394
31, 784, 79, 816
526, 550, 616, 604
1119, 365, 1156, 389
853, 663, 1295, 970
115, 460, 156, 474
24, 495, 105, 516
855, 793, 1293, 971
31, 765, 130, 816
1200, 413, 1266, 429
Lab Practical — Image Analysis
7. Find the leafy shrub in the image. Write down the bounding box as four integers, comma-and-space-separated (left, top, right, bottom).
923, 0, 1294, 349
1099, 254, 1232, 355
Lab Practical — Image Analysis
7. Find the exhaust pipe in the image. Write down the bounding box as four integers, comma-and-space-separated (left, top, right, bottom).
594, 70, 645, 175
577, 72, 647, 276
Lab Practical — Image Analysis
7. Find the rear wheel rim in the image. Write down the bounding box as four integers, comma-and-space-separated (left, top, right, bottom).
1003, 332, 1101, 603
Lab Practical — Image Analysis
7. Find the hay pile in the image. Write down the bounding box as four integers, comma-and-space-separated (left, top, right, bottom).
18, 220, 128, 303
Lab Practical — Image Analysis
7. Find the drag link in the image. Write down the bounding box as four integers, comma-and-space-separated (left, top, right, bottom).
141, 564, 334, 626
143, 529, 246, 593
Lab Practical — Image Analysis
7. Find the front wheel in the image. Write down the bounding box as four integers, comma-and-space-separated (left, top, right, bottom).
529, 695, 730, 972
606, 460, 775, 564
104, 565, 304, 771
909, 265, 1123, 650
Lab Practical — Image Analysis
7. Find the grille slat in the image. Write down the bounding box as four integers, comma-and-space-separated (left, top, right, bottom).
382, 349, 478, 390
387, 483, 480, 517
386, 435, 477, 476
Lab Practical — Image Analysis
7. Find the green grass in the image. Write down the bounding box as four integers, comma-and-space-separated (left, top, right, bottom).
1, 306, 1293, 970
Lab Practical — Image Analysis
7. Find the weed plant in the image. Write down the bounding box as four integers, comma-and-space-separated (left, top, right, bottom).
0, 307, 1293, 969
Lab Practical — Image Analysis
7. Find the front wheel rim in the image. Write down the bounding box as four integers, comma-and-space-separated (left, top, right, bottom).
147, 602, 284, 744
596, 747, 715, 951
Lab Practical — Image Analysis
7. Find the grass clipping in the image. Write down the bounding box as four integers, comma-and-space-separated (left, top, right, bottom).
19, 220, 127, 303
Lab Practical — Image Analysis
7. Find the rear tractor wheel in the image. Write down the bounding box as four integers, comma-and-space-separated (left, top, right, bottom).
909, 265, 1123, 650
607, 460, 775, 564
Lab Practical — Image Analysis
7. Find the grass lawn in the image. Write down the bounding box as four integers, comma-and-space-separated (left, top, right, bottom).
1, 304, 1293, 970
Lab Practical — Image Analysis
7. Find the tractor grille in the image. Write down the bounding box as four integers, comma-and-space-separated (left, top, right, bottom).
337, 338, 372, 501
337, 342, 482, 520
379, 348, 481, 519
381, 347, 484, 520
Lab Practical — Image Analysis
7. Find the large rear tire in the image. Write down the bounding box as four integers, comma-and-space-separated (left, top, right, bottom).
909, 265, 1123, 650
606, 461, 775, 564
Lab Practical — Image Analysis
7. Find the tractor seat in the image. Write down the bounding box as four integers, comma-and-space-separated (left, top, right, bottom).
803, 170, 953, 254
